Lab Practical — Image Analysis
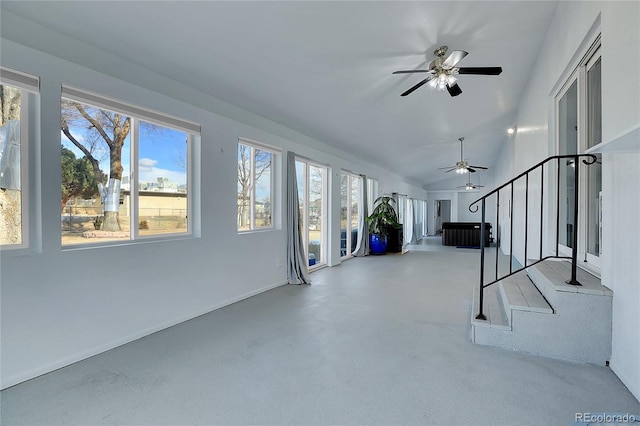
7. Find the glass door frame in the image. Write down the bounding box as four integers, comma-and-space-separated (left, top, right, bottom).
554, 40, 601, 270
296, 158, 328, 270
340, 171, 361, 260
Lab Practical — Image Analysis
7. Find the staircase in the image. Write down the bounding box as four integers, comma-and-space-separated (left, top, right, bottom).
468, 154, 611, 364
471, 260, 612, 364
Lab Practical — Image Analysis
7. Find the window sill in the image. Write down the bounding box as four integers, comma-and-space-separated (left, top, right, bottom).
238, 227, 276, 235
586, 123, 640, 154
61, 233, 197, 252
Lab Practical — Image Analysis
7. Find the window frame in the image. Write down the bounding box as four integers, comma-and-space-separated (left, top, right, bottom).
60, 86, 200, 248
296, 157, 328, 269
0, 67, 39, 251
237, 138, 278, 233
340, 170, 361, 259
554, 37, 602, 270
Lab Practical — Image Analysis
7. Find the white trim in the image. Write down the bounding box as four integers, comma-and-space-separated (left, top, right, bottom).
553, 35, 602, 272
0, 80, 34, 250
60, 91, 196, 247
237, 139, 276, 233
62, 85, 200, 135
0, 66, 39, 93
238, 137, 281, 154
587, 123, 640, 154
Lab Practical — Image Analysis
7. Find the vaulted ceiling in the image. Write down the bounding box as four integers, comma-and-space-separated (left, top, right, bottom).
1, 1, 559, 187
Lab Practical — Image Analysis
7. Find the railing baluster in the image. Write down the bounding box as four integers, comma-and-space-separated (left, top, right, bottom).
524, 173, 529, 268
510, 182, 514, 274
495, 191, 500, 281
540, 166, 544, 260
567, 155, 581, 286
556, 158, 560, 257
476, 198, 487, 320
468, 154, 598, 320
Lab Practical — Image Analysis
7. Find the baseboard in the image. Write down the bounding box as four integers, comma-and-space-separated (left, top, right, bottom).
0, 280, 288, 390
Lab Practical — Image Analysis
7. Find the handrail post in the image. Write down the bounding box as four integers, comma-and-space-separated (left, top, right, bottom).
509, 182, 514, 274
566, 155, 581, 286
540, 167, 544, 260
556, 159, 561, 257
476, 198, 487, 320
495, 191, 500, 281
524, 173, 529, 267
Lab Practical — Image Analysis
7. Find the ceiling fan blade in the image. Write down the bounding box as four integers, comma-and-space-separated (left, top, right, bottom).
444, 168, 457, 173
446, 83, 462, 97
467, 168, 477, 173
392, 70, 432, 74
456, 185, 467, 189
438, 166, 456, 170
457, 67, 503, 75
400, 78, 429, 96
442, 50, 468, 68
468, 165, 488, 169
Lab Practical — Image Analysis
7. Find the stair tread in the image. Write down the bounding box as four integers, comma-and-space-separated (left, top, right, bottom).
500, 272, 553, 314
472, 283, 509, 330
528, 261, 612, 296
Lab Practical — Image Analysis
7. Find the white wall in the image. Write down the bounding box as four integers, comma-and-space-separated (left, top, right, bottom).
0, 37, 426, 389
505, 1, 640, 400
425, 168, 499, 239
599, 2, 640, 401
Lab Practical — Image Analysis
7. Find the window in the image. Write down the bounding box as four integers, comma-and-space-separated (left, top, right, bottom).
237, 139, 276, 232
555, 38, 601, 267
340, 171, 361, 258
60, 86, 199, 246
296, 159, 328, 268
0, 67, 39, 249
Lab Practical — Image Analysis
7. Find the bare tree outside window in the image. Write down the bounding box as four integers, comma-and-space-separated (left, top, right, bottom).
61, 99, 130, 232
237, 143, 272, 231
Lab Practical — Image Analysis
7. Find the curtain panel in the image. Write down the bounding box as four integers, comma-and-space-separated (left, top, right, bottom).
286, 151, 311, 284
352, 174, 369, 256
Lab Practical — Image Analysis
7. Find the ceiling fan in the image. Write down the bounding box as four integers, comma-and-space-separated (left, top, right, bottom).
439, 137, 488, 174
457, 173, 484, 191
392, 45, 502, 97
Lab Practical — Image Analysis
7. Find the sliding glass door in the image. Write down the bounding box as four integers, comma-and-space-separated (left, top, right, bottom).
340, 172, 361, 258
296, 159, 328, 268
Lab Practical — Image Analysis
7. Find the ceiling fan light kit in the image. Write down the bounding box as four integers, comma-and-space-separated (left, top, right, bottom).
457, 172, 485, 191
440, 137, 489, 175
392, 45, 502, 97
455, 164, 469, 174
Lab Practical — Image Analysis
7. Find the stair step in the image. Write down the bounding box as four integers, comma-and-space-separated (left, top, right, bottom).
527, 260, 611, 296
499, 272, 553, 321
472, 283, 509, 330
472, 260, 612, 365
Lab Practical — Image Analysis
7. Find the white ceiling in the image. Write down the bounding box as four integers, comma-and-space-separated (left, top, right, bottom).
1, 1, 559, 187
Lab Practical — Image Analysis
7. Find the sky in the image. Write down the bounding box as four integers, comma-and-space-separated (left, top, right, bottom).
61, 122, 188, 186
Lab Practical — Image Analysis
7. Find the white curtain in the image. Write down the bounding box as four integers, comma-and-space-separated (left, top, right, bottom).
352, 174, 368, 256
404, 198, 414, 245
286, 151, 311, 284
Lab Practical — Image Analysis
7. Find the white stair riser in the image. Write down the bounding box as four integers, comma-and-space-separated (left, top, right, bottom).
471, 261, 613, 365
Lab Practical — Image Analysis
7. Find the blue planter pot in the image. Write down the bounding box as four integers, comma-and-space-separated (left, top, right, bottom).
369, 233, 388, 254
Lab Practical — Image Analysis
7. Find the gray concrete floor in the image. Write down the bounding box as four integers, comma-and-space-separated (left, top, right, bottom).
2, 238, 639, 425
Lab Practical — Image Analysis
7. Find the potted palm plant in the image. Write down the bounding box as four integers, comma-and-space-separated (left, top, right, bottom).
367, 196, 401, 254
